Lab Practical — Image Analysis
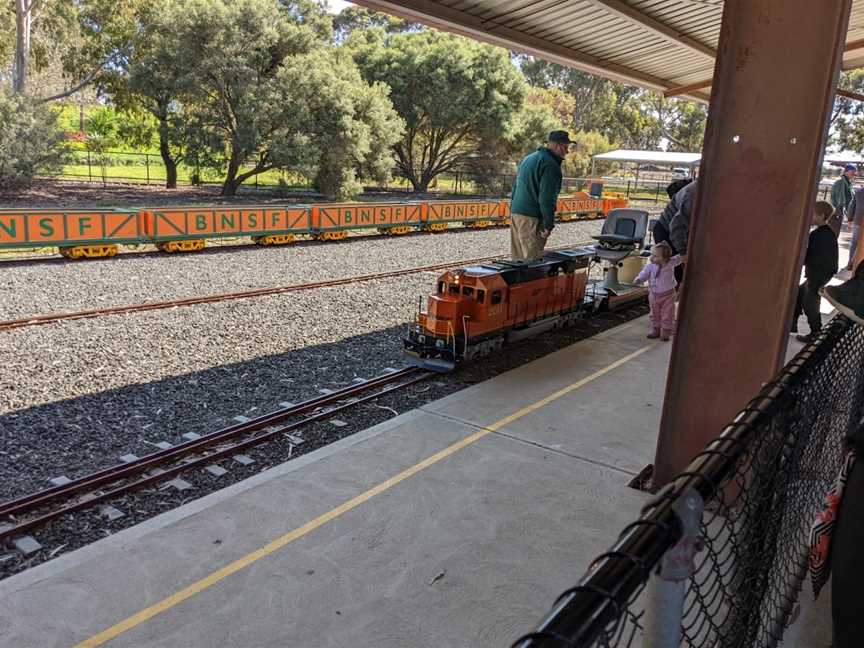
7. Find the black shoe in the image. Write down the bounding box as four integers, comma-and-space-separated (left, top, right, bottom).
822, 278, 864, 326
796, 333, 817, 343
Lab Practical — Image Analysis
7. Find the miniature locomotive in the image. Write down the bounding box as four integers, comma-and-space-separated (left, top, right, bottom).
404, 209, 651, 371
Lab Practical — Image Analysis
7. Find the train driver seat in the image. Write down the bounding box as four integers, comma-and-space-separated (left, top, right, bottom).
591, 208, 649, 295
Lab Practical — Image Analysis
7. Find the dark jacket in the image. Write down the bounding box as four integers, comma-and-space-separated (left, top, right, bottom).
847, 187, 864, 227
657, 180, 698, 254
831, 176, 855, 220
510, 147, 563, 232
804, 224, 839, 286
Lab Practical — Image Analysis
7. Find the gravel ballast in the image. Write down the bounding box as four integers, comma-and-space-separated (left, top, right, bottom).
0, 221, 605, 320
0, 301, 648, 580
0, 213, 651, 579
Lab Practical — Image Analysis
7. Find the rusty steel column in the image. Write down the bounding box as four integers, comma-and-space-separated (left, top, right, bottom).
652, 0, 853, 487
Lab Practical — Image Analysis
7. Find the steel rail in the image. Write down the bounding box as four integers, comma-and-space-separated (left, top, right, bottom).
0, 367, 430, 543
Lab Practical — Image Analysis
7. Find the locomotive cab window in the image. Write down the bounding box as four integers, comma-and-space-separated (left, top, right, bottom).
491, 290, 502, 305
438, 281, 445, 293
477, 289, 486, 303
449, 285, 460, 294
462, 287, 474, 297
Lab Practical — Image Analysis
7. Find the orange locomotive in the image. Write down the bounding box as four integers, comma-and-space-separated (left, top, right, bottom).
404, 249, 594, 371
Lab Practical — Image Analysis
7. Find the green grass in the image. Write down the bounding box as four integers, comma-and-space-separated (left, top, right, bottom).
59, 152, 311, 188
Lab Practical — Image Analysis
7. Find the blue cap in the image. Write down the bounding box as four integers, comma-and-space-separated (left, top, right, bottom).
845, 164, 858, 172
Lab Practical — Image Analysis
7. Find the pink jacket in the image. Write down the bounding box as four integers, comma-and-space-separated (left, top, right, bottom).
634, 255, 683, 293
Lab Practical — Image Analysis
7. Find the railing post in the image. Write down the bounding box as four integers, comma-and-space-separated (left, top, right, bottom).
643, 487, 704, 648
87, 151, 92, 182
145, 154, 150, 185
626, 180, 631, 197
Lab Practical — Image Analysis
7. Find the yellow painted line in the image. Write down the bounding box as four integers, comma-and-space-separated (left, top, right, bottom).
75, 344, 654, 648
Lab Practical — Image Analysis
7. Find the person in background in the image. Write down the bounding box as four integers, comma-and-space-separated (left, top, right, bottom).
665, 177, 693, 201
653, 179, 697, 285
822, 259, 864, 326
633, 241, 685, 341
845, 184, 864, 272
509, 131, 572, 261
831, 164, 857, 234
791, 201, 839, 343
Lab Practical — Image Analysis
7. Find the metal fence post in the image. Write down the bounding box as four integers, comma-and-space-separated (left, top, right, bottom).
626, 180, 631, 197
145, 154, 150, 185
643, 487, 704, 648
87, 151, 92, 182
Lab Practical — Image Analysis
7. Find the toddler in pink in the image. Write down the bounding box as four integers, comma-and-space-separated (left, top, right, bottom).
633, 242, 685, 341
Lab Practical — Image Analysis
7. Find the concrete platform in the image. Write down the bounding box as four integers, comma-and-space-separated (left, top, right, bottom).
0, 317, 668, 648
0, 308, 835, 648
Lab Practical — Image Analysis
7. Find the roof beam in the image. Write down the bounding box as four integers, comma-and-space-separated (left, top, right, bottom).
585, 0, 716, 60
664, 79, 712, 98
837, 88, 864, 102
352, 0, 710, 102
665, 37, 864, 97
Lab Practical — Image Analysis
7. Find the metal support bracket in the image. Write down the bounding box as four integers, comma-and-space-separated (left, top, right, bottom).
643, 487, 705, 648
659, 487, 705, 581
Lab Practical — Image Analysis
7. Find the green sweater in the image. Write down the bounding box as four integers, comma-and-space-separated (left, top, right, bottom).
510, 147, 563, 231
831, 175, 854, 219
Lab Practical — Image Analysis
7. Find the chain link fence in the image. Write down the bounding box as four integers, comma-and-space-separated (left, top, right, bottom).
514, 314, 864, 648
44, 148, 842, 205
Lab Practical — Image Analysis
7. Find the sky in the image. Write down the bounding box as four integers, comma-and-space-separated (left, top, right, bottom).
325, 1, 354, 13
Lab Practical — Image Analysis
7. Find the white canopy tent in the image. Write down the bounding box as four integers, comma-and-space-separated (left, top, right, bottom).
592, 148, 864, 176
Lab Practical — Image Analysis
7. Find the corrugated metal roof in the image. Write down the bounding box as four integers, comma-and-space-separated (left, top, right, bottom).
353, 1, 864, 101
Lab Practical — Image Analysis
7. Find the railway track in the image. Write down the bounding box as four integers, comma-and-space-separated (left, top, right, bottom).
0, 245, 586, 331
0, 367, 432, 546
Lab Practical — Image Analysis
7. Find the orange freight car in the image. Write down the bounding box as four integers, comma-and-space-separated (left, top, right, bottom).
0, 209, 141, 258
140, 206, 311, 251
556, 192, 606, 221
424, 200, 502, 231
311, 202, 424, 239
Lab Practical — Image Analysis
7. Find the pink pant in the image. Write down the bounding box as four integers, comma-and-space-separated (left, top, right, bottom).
649, 288, 677, 331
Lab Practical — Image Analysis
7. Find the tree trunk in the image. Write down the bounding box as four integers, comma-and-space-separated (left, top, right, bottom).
158, 118, 178, 189
221, 154, 242, 196
412, 169, 437, 193
164, 157, 178, 189
221, 177, 242, 196
13, 0, 32, 94
409, 177, 429, 193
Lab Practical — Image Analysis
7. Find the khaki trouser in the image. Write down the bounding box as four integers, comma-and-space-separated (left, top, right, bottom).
510, 213, 547, 261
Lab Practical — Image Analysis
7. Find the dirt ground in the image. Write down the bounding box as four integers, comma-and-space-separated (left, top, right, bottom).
0, 179, 471, 209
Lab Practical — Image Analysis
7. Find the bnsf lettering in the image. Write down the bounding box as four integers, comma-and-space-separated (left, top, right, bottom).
78, 217, 94, 235
39, 218, 54, 237
195, 214, 209, 231
0, 217, 16, 238
220, 213, 236, 230
248, 212, 259, 228
270, 213, 281, 227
